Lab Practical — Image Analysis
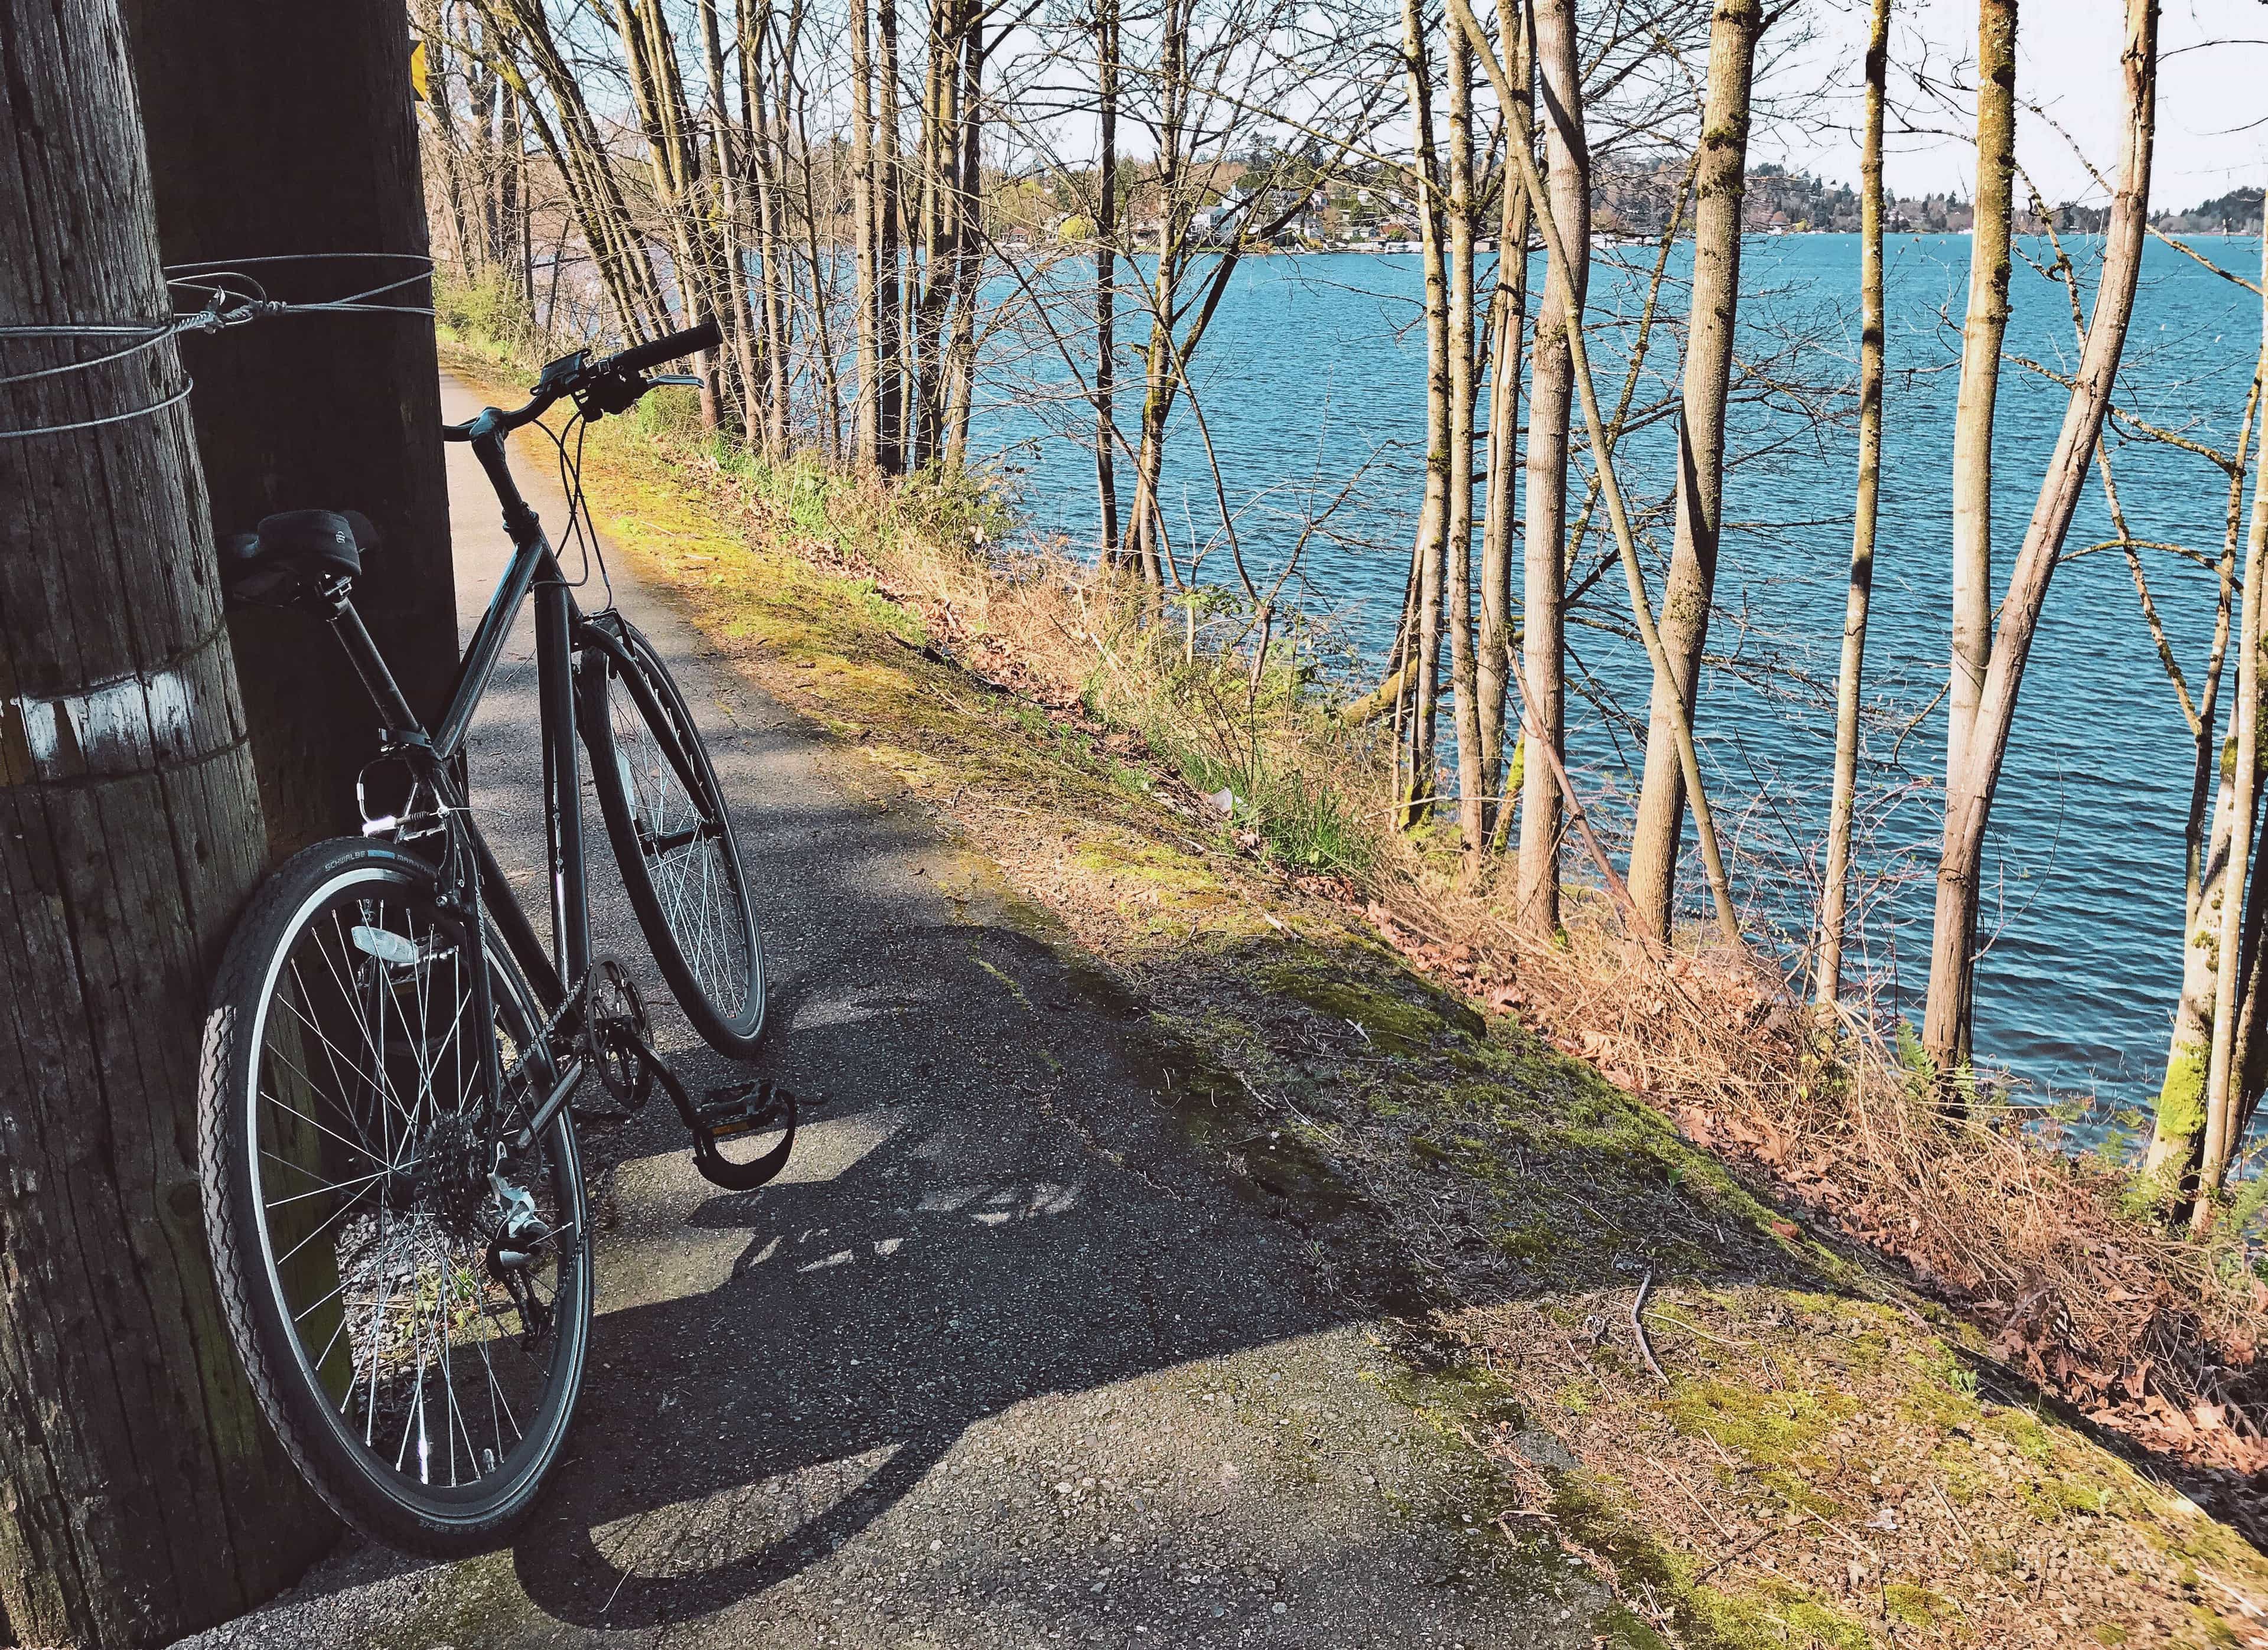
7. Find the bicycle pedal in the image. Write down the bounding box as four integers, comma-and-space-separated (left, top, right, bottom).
649, 1060, 797, 1191
691, 1081, 791, 1140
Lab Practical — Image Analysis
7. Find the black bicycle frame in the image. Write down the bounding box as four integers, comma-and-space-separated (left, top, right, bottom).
322, 426, 586, 1018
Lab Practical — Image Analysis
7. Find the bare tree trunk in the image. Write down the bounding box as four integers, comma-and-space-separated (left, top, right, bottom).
850, 0, 882, 464
1947, 0, 2017, 789
741, 8, 790, 451
499, 76, 526, 295
1626, 0, 1761, 941
0, 0, 335, 1635
2195, 228, 2268, 1222
1514, 0, 1586, 931
1445, 26, 1485, 859
1921, 0, 2158, 1076
1403, 0, 1449, 823
1476, 1, 1531, 853
484, 0, 672, 341
418, 0, 475, 269
941, 15, 988, 468
2145, 370, 2258, 1191
1454, 0, 1742, 949
1814, 0, 1889, 1008
876, 0, 907, 471
700, 0, 758, 439
1094, 0, 1122, 556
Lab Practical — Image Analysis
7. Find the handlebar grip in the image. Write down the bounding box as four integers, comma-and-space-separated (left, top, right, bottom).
613, 317, 723, 377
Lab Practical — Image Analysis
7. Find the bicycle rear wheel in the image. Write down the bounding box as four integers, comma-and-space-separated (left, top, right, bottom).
579, 614, 765, 1056
198, 839, 592, 1556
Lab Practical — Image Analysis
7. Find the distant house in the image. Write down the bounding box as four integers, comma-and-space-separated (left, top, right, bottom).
1188, 204, 1238, 245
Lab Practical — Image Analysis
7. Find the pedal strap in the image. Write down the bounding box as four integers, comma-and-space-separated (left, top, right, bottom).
652, 1061, 797, 1191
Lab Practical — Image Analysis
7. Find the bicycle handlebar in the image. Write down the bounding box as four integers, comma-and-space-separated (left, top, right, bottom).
441, 316, 722, 444
612, 318, 722, 378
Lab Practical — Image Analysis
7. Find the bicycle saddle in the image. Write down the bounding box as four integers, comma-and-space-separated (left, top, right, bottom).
218, 508, 379, 606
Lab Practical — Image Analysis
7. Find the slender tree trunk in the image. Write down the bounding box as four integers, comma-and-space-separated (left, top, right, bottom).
876, 0, 906, 471
1477, 1, 1531, 853
498, 77, 526, 296
485, 0, 672, 341
2142, 371, 2254, 1190
420, 0, 475, 269
1514, 0, 1586, 931
1947, 0, 2017, 791
850, 0, 882, 464
1445, 28, 1485, 859
794, 105, 846, 459
0, 0, 337, 1635
941, 17, 987, 469
1455, 0, 1740, 948
1403, 0, 1449, 824
699, 0, 758, 439
741, 16, 790, 451
2195, 231, 2268, 1221
1128, 0, 1191, 589
1094, 0, 1122, 557
1626, 0, 1761, 940
1922, 0, 2159, 1075
1814, 0, 1889, 1007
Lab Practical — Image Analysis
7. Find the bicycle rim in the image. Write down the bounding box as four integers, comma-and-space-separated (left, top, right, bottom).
233, 860, 589, 1530
589, 622, 764, 1047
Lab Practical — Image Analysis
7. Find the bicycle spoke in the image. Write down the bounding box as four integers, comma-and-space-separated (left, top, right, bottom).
240, 871, 582, 1506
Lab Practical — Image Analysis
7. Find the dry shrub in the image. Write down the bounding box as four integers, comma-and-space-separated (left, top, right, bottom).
1372, 860, 2268, 1505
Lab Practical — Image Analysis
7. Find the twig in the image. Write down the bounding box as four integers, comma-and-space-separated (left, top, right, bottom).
1689, 1525, 1776, 1584
1931, 1478, 1973, 1547
1631, 1267, 1669, 1384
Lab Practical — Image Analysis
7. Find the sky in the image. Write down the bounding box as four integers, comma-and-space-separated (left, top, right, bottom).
1761, 0, 2268, 208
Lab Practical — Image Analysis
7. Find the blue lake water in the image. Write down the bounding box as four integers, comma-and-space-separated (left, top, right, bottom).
969, 234, 2267, 1121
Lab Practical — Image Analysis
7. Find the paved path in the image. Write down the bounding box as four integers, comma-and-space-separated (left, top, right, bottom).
181, 378, 1603, 1649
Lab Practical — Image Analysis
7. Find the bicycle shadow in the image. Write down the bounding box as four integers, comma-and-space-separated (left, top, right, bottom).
503, 914, 1358, 1629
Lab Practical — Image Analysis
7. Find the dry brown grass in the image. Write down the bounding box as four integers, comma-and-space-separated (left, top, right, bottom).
1361, 861, 2268, 1510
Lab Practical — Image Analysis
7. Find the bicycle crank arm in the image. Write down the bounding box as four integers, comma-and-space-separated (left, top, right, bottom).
510, 1055, 588, 1157
650, 1059, 796, 1191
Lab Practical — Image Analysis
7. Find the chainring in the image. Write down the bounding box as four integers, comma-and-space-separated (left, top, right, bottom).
575, 953, 653, 1122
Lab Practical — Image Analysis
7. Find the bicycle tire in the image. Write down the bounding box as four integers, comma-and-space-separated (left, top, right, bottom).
198, 838, 593, 1556
579, 614, 766, 1056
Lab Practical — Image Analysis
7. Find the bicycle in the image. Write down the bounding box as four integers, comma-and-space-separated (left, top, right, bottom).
195, 318, 793, 1556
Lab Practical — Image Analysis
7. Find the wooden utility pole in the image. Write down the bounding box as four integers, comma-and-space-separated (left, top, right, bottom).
0, 0, 334, 1639
122, 0, 461, 856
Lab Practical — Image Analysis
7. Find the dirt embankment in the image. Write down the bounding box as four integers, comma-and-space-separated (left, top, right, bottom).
438, 334, 2268, 1648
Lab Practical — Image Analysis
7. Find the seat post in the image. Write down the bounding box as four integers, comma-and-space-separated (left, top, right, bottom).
320, 589, 422, 738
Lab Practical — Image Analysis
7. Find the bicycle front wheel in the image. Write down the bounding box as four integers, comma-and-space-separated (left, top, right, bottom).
580, 614, 765, 1056
198, 839, 593, 1555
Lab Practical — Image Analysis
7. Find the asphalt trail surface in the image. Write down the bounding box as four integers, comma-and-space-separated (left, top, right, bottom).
180, 377, 1604, 1649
